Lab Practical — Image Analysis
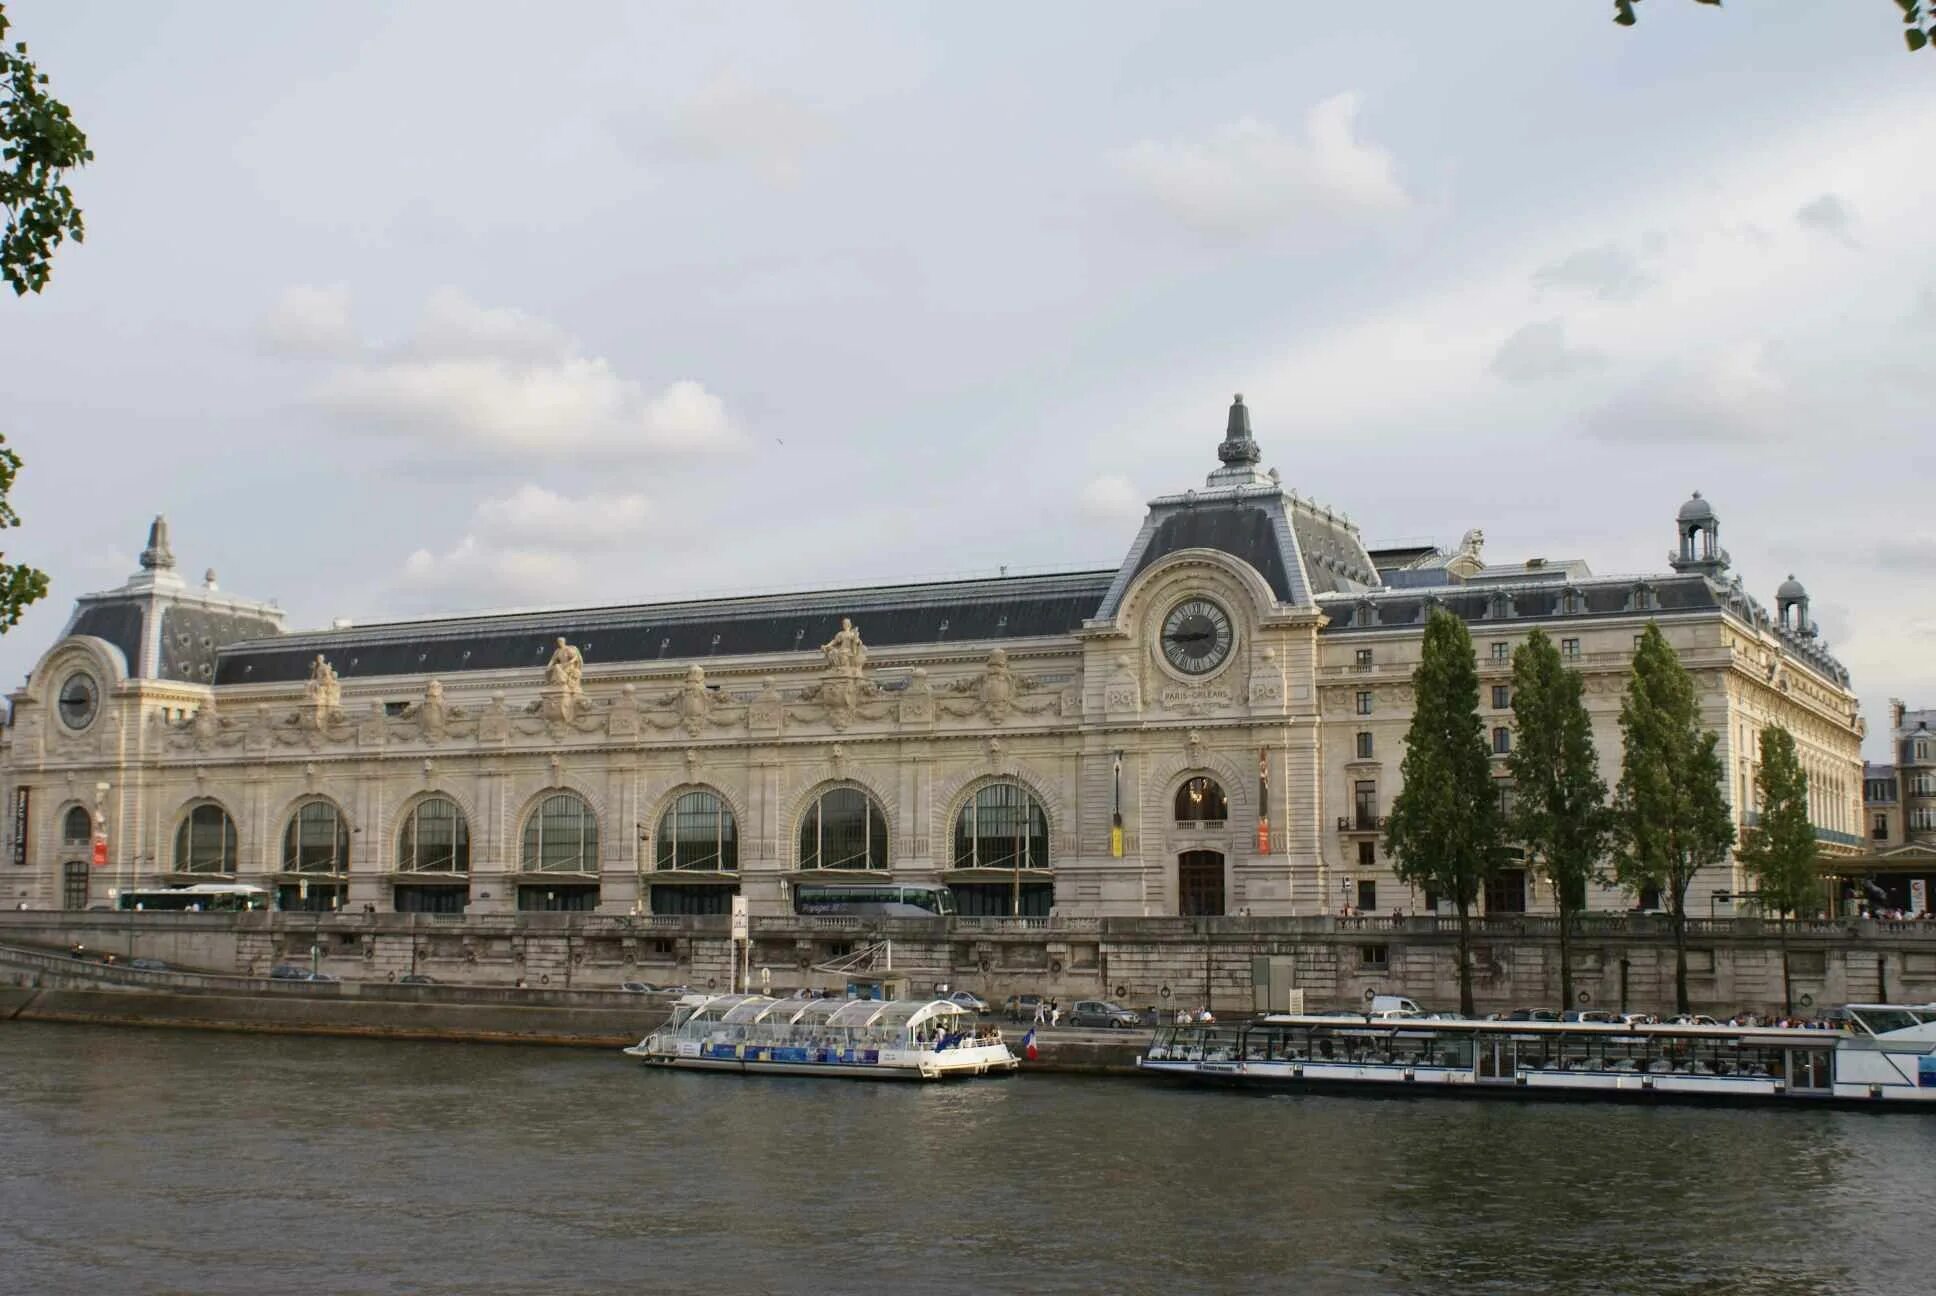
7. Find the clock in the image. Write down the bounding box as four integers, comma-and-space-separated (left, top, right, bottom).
1160, 598, 1233, 676
57, 671, 99, 730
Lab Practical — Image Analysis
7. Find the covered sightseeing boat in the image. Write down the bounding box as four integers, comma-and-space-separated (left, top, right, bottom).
624, 993, 1019, 1081
1138, 1005, 1936, 1108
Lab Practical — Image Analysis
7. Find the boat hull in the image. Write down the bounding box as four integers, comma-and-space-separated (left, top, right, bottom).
625, 1043, 1018, 1081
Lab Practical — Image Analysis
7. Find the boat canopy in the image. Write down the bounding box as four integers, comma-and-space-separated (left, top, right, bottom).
663, 993, 971, 1035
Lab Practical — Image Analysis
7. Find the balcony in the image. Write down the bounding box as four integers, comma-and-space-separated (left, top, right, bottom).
1337, 815, 1387, 834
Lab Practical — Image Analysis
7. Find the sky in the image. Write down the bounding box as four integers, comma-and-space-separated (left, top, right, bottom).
0, 1, 1930, 757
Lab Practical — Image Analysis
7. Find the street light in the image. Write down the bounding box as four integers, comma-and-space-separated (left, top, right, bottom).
1341, 875, 1354, 916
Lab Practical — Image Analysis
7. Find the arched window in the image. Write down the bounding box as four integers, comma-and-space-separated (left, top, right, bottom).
174, 803, 238, 874
953, 782, 1049, 870
62, 806, 91, 846
1175, 777, 1228, 823
522, 792, 599, 873
798, 786, 887, 870
657, 790, 737, 871
397, 797, 470, 873
283, 801, 349, 873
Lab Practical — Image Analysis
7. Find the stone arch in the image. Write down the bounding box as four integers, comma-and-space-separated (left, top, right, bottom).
1144, 749, 1254, 821
55, 800, 93, 848
391, 789, 478, 874
511, 781, 607, 873
169, 796, 241, 873
1111, 548, 1279, 642
275, 793, 352, 873
642, 781, 748, 871
931, 762, 1066, 850
786, 775, 895, 870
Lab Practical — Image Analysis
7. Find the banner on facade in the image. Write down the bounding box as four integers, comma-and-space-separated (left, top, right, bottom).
1913, 879, 1928, 918
92, 833, 108, 868
1257, 748, 1271, 853
1110, 752, 1124, 858
9, 786, 26, 868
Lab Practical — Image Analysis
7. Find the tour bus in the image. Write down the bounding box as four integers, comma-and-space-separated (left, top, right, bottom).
791, 883, 957, 918
114, 883, 269, 913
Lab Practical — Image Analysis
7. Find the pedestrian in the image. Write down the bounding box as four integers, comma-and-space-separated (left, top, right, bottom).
1049, 1001, 1062, 1027
1032, 998, 1047, 1026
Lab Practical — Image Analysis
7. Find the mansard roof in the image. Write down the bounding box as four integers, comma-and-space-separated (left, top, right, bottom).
213, 570, 1116, 686
1316, 571, 1718, 632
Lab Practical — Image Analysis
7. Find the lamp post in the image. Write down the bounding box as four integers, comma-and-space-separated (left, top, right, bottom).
1341, 874, 1354, 917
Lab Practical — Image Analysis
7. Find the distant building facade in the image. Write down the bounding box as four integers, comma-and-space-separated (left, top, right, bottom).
1854, 702, 1936, 913
2, 398, 1866, 919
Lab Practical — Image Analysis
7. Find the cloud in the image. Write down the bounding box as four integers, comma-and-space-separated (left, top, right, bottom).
1532, 244, 1653, 302
1910, 285, 1936, 329
1111, 94, 1407, 240
1488, 319, 1605, 384
398, 535, 582, 609
472, 484, 651, 546
1076, 474, 1145, 525
1875, 538, 1936, 573
261, 284, 356, 354
625, 76, 826, 183
300, 287, 740, 457
1795, 192, 1858, 246
1585, 346, 1786, 445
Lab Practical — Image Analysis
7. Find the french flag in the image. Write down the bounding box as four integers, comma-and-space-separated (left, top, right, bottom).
1022, 1028, 1038, 1062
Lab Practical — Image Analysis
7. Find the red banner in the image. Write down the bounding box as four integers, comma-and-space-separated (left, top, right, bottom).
1256, 820, 1271, 853
92, 834, 107, 867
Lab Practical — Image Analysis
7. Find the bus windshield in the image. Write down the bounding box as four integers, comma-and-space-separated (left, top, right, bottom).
793, 884, 955, 917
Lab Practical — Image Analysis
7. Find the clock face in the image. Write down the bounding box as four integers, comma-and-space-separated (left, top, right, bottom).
1160, 599, 1234, 676
58, 672, 99, 730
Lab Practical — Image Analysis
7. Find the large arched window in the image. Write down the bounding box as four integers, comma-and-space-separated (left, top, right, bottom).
174, 803, 238, 874
522, 792, 599, 873
62, 806, 91, 846
953, 782, 1049, 871
657, 790, 737, 871
798, 786, 888, 871
283, 801, 349, 873
397, 797, 470, 873
1175, 777, 1229, 823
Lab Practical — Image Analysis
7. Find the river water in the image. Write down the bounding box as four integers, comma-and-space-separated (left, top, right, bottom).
1, 1023, 1930, 1295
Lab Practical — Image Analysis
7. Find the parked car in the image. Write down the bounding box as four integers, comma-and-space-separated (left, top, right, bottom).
308, 971, 340, 984
1559, 1010, 1619, 1024
1668, 1013, 1721, 1027
1067, 999, 1141, 1029
128, 957, 169, 972
945, 991, 991, 1014
398, 973, 437, 985
620, 981, 658, 993
1005, 993, 1046, 1023
1617, 1012, 1660, 1026
269, 964, 311, 981
1505, 1008, 1560, 1022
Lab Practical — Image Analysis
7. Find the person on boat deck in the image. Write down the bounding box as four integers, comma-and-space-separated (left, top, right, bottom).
1197, 1007, 1215, 1024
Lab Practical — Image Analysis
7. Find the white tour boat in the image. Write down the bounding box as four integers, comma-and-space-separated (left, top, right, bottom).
1138, 1004, 1936, 1108
624, 992, 1020, 1081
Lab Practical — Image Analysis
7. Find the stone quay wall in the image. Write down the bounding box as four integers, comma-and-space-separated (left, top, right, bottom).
5, 911, 1934, 1017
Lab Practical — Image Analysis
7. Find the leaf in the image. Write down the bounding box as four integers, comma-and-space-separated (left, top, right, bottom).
1909, 27, 1930, 51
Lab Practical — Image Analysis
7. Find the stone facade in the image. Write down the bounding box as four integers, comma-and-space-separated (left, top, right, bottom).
2, 398, 1866, 921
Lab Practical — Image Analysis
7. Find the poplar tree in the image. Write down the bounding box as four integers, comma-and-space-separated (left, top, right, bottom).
1386, 609, 1500, 1017
1736, 724, 1818, 1015
1613, 623, 1736, 1014
1506, 629, 1612, 1014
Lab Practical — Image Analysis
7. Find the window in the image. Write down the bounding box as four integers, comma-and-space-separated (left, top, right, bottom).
1356, 879, 1377, 912
1634, 635, 1645, 650
1485, 868, 1527, 914
1496, 782, 1516, 819
1915, 774, 1936, 798
657, 789, 739, 871
1359, 943, 1388, 969
61, 806, 91, 846
397, 797, 470, 873
174, 804, 238, 873
521, 792, 599, 873
1357, 840, 1375, 867
1493, 727, 1512, 756
1354, 648, 1374, 670
1424, 888, 1439, 912
1355, 691, 1373, 716
1490, 642, 1510, 661
1492, 685, 1510, 710
1873, 813, 1889, 840
798, 786, 888, 870
651, 884, 738, 916
1354, 731, 1374, 760
1175, 777, 1228, 823
62, 860, 88, 909
1911, 807, 1936, 832
1353, 781, 1378, 829
1560, 638, 1580, 659
954, 782, 1049, 869
282, 801, 349, 873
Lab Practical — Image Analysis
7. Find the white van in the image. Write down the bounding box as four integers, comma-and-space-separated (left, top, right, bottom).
1368, 995, 1422, 1018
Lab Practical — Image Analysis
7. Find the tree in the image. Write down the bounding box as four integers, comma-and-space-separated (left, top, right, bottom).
1506, 629, 1614, 1015
1386, 609, 1502, 1017
1612, 623, 1736, 1014
1613, 0, 1935, 52
0, 2, 88, 633
1736, 724, 1819, 1015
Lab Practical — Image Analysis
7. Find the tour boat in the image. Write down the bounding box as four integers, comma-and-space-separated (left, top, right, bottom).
1137, 1004, 1936, 1108
623, 993, 1019, 1081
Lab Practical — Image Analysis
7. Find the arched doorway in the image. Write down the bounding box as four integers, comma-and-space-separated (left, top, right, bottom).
1178, 850, 1225, 917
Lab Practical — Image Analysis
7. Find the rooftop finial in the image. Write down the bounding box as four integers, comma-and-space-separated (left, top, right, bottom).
1218, 393, 1259, 468
139, 515, 175, 570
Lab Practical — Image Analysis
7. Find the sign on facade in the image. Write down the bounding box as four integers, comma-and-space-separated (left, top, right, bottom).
10, 787, 26, 868
1913, 879, 1928, 918
730, 893, 749, 942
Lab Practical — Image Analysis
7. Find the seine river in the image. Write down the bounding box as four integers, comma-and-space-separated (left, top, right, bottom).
1, 1023, 1930, 1295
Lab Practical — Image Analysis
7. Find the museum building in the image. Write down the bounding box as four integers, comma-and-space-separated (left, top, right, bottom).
2, 397, 1867, 919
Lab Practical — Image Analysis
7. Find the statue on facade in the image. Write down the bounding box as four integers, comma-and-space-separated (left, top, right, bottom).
545, 637, 585, 693
820, 618, 867, 675
304, 655, 341, 712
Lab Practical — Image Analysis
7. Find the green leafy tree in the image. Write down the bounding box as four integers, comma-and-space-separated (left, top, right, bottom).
1736, 724, 1819, 1015
1386, 610, 1501, 1017
1613, 0, 1935, 52
1506, 629, 1614, 1015
0, 3, 88, 633
1613, 623, 1736, 1014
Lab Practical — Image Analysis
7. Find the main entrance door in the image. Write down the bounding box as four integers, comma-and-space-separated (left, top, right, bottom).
1178, 850, 1225, 916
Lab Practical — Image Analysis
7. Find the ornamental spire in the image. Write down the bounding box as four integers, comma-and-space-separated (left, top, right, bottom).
1217, 393, 1260, 468
139, 514, 175, 570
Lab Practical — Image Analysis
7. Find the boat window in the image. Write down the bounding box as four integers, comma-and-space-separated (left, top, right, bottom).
1850, 1007, 1920, 1036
